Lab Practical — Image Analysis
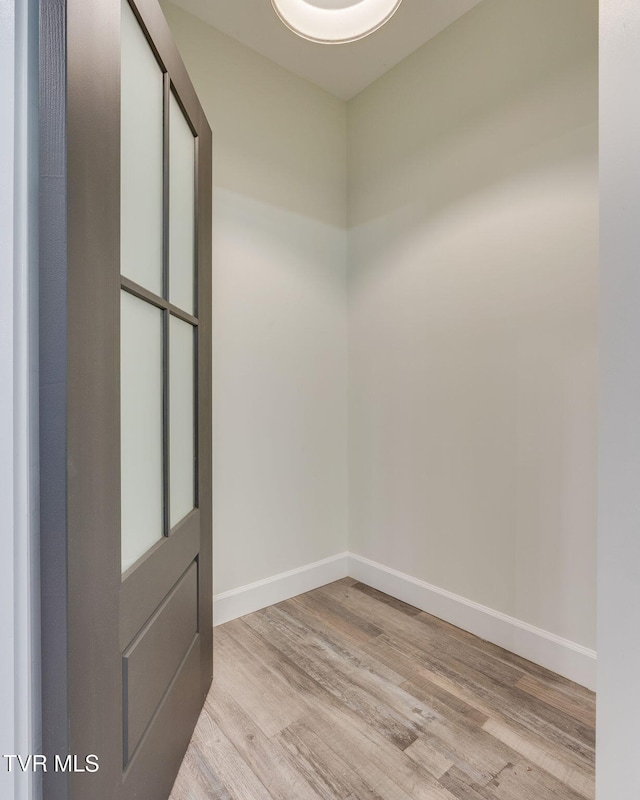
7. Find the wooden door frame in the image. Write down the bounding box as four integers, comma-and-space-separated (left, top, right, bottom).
39, 1, 212, 798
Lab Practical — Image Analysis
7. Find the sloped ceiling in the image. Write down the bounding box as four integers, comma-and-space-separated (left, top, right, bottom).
167, 0, 485, 99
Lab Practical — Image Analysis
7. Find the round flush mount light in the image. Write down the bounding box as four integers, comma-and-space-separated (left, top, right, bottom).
272, 0, 403, 45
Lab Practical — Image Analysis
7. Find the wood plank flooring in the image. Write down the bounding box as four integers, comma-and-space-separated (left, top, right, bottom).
170, 579, 595, 800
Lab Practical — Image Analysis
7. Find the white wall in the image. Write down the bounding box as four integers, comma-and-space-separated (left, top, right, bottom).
0, 1, 40, 798
0, 2, 18, 793
348, 0, 598, 651
161, 2, 349, 596
598, 0, 640, 795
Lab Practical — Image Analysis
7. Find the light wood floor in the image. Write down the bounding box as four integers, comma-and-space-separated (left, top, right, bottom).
170, 578, 595, 800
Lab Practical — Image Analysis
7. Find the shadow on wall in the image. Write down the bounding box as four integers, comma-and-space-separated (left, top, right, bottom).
347, 0, 598, 229
213, 189, 348, 595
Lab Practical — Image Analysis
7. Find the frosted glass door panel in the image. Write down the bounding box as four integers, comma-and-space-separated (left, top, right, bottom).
121, 292, 164, 571
170, 317, 195, 527
121, 0, 164, 295
169, 94, 195, 314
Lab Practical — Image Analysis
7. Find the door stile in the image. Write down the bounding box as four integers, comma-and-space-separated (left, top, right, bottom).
65, 0, 123, 797
195, 125, 213, 694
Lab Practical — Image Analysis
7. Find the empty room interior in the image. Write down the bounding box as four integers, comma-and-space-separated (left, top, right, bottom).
8, 0, 609, 798
162, 0, 598, 798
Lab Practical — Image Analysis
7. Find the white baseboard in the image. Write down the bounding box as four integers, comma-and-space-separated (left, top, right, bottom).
213, 552, 349, 626
348, 553, 597, 691
213, 550, 596, 690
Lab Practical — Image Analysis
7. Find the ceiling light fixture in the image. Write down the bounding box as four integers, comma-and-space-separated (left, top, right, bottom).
271, 0, 403, 45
